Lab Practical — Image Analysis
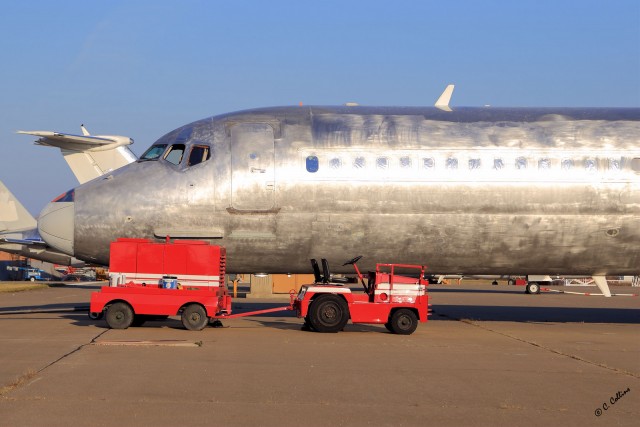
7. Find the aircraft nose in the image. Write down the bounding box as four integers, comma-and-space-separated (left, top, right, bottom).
38, 201, 75, 255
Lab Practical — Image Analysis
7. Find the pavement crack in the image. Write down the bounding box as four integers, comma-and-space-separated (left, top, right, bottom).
35, 329, 112, 375
458, 318, 640, 379
1, 329, 110, 398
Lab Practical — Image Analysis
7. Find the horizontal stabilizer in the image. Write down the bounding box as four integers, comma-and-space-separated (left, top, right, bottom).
18, 126, 138, 184
17, 130, 128, 149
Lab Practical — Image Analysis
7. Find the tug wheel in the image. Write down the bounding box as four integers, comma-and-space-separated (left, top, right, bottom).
105, 302, 134, 329
181, 304, 208, 331
308, 294, 349, 333
389, 309, 418, 335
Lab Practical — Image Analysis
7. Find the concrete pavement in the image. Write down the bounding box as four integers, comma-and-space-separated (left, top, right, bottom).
0, 283, 638, 426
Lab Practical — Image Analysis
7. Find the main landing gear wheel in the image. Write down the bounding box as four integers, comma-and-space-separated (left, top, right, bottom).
105, 302, 134, 329
526, 282, 541, 294
181, 304, 208, 331
388, 309, 418, 335
308, 294, 349, 333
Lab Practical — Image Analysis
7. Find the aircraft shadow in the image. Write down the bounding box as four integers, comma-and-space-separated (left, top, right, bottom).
433, 305, 640, 324
0, 303, 88, 315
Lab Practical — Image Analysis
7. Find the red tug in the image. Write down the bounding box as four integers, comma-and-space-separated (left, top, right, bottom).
89, 239, 430, 334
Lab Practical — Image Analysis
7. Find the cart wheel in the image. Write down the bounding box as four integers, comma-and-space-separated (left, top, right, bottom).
308, 294, 348, 333
181, 304, 208, 331
105, 302, 134, 329
389, 309, 418, 335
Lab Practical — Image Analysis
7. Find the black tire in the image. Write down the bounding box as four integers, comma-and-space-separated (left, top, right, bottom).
89, 311, 103, 320
384, 322, 394, 332
526, 282, 540, 294
105, 302, 134, 329
181, 304, 208, 331
131, 315, 147, 327
389, 309, 418, 335
308, 294, 349, 333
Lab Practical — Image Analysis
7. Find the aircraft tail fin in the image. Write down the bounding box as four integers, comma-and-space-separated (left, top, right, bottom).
0, 181, 37, 233
18, 127, 137, 184
435, 84, 455, 112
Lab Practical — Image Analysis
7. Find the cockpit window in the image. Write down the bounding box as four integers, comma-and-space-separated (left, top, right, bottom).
188, 145, 211, 166
164, 144, 185, 165
140, 144, 168, 161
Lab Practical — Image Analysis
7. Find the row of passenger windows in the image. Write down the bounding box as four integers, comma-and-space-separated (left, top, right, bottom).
305, 155, 638, 173
140, 143, 211, 167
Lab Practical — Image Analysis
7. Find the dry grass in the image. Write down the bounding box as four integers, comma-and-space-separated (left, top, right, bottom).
0, 369, 38, 396
0, 282, 49, 293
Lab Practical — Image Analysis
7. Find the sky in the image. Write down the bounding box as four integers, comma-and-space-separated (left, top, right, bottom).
0, 0, 638, 216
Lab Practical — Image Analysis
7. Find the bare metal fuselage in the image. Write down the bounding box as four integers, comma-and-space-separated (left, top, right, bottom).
38, 106, 640, 275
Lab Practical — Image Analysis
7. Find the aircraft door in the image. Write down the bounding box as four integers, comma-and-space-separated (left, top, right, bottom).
231, 123, 275, 211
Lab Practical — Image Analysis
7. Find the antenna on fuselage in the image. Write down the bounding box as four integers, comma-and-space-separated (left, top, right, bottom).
435, 84, 455, 112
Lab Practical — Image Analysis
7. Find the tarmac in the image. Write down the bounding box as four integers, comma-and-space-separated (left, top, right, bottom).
0, 281, 638, 427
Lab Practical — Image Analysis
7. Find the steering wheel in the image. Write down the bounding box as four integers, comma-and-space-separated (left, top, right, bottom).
342, 255, 363, 266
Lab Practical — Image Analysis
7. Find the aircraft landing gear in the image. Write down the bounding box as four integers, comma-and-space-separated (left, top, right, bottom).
525, 282, 541, 294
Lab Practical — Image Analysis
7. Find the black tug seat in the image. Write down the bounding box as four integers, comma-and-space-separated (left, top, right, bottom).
309, 258, 350, 285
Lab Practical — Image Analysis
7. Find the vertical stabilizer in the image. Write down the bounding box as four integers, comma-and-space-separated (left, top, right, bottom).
0, 181, 37, 233
435, 84, 455, 112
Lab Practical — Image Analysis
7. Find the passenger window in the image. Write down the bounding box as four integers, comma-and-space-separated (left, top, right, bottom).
306, 156, 319, 173
468, 158, 481, 170
609, 158, 621, 171
164, 144, 185, 165
446, 157, 458, 169
515, 157, 527, 170
330, 158, 342, 169
584, 158, 597, 173
376, 157, 389, 169
538, 158, 551, 170
187, 145, 210, 167
400, 156, 412, 169
493, 158, 504, 170
561, 159, 574, 171
353, 157, 366, 169
422, 157, 434, 170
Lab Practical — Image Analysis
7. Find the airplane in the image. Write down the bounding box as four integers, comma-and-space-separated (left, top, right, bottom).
0, 125, 138, 266
0, 180, 84, 266
27, 90, 640, 298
